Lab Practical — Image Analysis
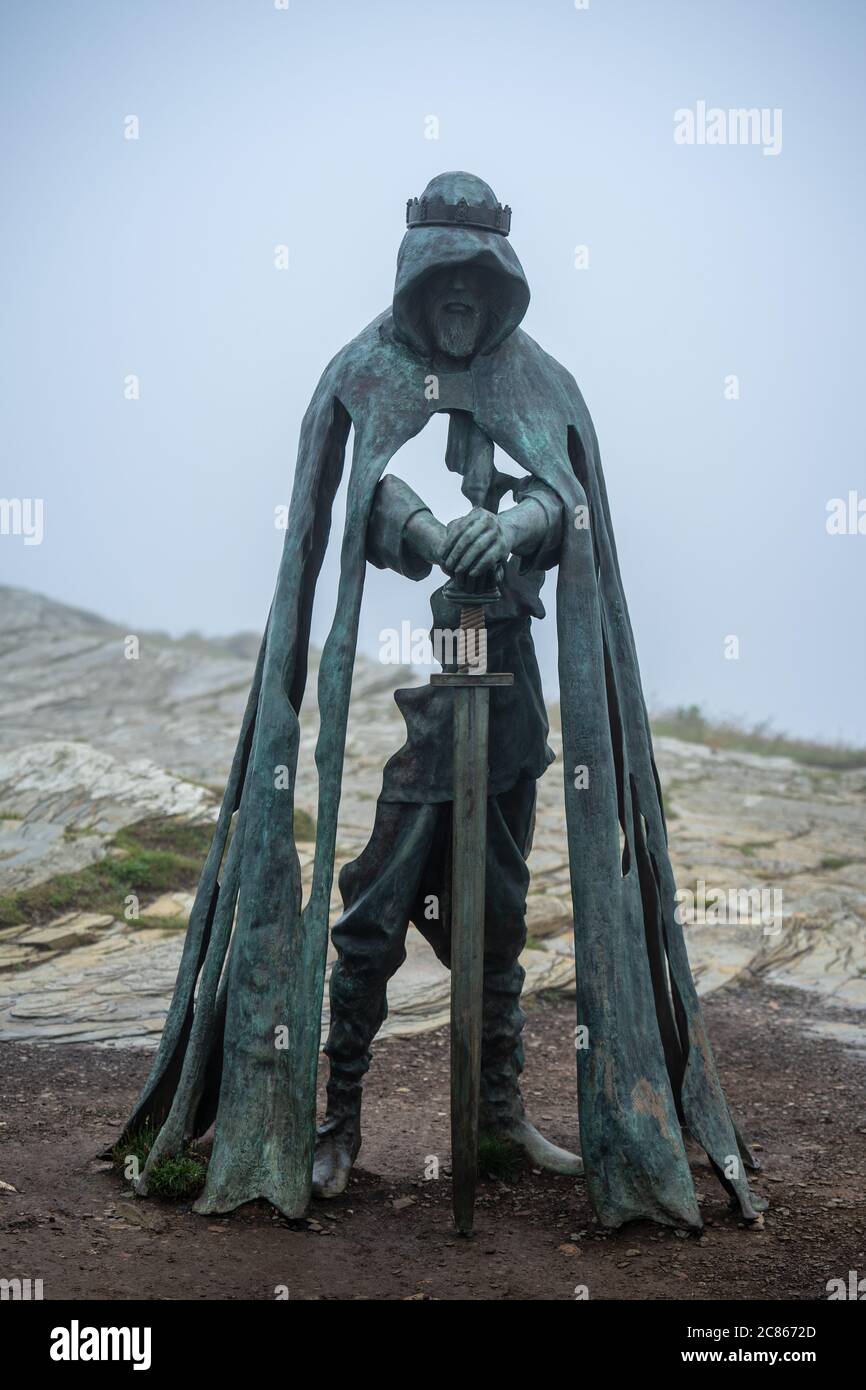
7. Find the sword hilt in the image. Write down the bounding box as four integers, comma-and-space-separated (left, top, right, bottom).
459, 604, 485, 630
440, 559, 504, 611
441, 564, 503, 673
456, 603, 486, 675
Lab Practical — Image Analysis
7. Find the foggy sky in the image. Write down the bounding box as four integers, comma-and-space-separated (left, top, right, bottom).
1, 0, 864, 742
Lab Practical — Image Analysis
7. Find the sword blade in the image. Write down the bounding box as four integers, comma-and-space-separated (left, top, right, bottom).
450, 680, 489, 1236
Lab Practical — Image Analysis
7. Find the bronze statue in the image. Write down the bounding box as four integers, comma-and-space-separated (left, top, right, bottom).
120, 172, 765, 1233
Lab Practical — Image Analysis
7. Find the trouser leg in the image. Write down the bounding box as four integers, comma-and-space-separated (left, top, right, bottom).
324, 800, 444, 1114
325, 778, 537, 1128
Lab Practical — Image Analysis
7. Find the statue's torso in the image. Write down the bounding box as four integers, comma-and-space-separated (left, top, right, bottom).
379, 558, 554, 804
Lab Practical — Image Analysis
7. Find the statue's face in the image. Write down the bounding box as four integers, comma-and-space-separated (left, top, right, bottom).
422, 265, 490, 360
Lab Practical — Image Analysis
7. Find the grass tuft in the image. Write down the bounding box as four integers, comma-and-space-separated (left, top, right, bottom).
145, 1154, 206, 1199
110, 1122, 207, 1200
651, 704, 866, 771
293, 807, 317, 842
0, 816, 214, 930
110, 1121, 157, 1177
0, 806, 318, 930
477, 1129, 523, 1180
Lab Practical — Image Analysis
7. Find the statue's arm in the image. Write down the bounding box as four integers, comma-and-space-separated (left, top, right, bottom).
366, 474, 446, 579
506, 478, 563, 572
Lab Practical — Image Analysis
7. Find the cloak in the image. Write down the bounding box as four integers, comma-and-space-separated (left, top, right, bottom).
122, 172, 762, 1230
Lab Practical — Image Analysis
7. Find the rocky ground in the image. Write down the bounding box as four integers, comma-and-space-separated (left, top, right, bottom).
1, 988, 864, 1301
1, 584, 864, 1047
0, 584, 864, 1300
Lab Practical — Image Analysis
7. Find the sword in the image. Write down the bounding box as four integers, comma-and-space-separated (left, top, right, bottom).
431, 573, 513, 1235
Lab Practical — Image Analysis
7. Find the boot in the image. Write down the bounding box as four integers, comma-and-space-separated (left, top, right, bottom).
479, 963, 583, 1176
312, 1075, 362, 1199
314, 957, 387, 1199
490, 1116, 584, 1175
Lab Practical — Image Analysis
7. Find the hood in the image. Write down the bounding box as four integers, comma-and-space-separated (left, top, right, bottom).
392, 171, 530, 358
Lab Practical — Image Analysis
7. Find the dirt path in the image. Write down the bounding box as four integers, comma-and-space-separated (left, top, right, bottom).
1, 985, 864, 1301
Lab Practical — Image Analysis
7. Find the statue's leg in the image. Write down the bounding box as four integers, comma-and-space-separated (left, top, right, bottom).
314, 799, 442, 1198
480, 777, 584, 1176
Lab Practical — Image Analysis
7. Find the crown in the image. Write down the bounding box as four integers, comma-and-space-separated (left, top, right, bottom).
406, 195, 512, 236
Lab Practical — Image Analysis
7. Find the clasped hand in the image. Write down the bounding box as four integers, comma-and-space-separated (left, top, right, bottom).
440, 508, 508, 580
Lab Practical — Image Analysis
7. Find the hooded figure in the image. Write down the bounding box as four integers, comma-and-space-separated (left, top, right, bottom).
120, 172, 765, 1231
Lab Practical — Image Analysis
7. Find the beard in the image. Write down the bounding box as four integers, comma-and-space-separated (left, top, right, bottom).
430, 305, 485, 359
